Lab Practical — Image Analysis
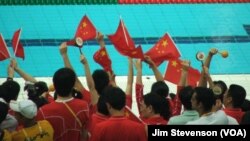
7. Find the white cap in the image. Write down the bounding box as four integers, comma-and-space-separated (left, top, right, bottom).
10, 100, 37, 119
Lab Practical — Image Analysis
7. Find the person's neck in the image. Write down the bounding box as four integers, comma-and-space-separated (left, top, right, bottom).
110, 109, 125, 117
200, 110, 213, 117
56, 95, 73, 102
23, 119, 37, 128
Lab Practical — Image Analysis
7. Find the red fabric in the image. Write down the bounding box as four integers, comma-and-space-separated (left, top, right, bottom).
171, 86, 183, 116
0, 34, 10, 61
12, 29, 24, 59
223, 108, 245, 123
164, 59, 200, 86
90, 116, 147, 141
93, 47, 112, 72
75, 15, 97, 41
141, 116, 168, 125
36, 99, 89, 141
124, 106, 143, 124
87, 113, 109, 136
135, 83, 144, 115
145, 33, 180, 66
108, 20, 144, 59
81, 88, 91, 105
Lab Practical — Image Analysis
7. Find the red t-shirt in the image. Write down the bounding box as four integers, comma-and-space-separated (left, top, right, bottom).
81, 88, 91, 105
224, 108, 245, 123
36, 98, 89, 141
87, 113, 109, 136
141, 116, 168, 125
90, 116, 147, 141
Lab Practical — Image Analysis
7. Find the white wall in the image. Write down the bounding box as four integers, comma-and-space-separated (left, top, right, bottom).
1, 74, 250, 116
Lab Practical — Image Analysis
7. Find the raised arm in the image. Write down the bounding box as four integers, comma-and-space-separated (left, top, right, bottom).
144, 55, 164, 81
178, 60, 190, 86
11, 59, 37, 83
134, 59, 143, 113
80, 54, 99, 105
125, 57, 133, 95
96, 32, 105, 48
198, 48, 218, 87
59, 42, 85, 92
134, 59, 142, 85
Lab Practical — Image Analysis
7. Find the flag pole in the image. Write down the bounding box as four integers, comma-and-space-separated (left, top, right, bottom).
120, 16, 129, 46
79, 48, 83, 54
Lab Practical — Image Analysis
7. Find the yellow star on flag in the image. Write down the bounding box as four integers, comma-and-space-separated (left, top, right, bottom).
82, 22, 87, 28
172, 61, 178, 67
161, 40, 168, 47
101, 51, 106, 56
132, 51, 137, 55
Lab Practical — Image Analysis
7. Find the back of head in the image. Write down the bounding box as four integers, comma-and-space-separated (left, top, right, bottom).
179, 86, 194, 110
92, 69, 109, 95
143, 93, 170, 120
0, 99, 8, 124
151, 81, 169, 98
53, 68, 76, 97
34, 81, 48, 96
0, 80, 20, 103
97, 95, 109, 116
194, 87, 215, 112
103, 86, 125, 111
228, 84, 246, 108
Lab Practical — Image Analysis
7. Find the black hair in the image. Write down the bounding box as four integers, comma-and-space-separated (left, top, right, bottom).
194, 87, 215, 112
151, 81, 169, 98
241, 99, 250, 112
228, 84, 246, 108
53, 68, 76, 97
0, 80, 20, 103
179, 86, 194, 110
240, 111, 250, 125
103, 86, 125, 111
143, 93, 171, 120
92, 69, 109, 95
0, 101, 8, 124
97, 95, 109, 116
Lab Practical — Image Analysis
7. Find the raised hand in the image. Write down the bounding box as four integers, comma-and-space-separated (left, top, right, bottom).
59, 42, 68, 56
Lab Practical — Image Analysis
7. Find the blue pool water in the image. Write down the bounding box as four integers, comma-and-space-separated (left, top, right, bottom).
1, 4, 250, 77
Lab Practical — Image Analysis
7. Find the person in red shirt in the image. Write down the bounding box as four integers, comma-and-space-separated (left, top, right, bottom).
223, 84, 246, 123
139, 93, 170, 125
36, 68, 89, 141
90, 86, 147, 141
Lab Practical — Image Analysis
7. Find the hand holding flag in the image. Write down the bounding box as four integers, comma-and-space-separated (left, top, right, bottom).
164, 59, 200, 87
67, 15, 97, 48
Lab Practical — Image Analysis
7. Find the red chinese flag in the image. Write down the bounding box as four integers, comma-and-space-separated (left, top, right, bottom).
164, 59, 201, 86
93, 47, 112, 72
12, 29, 24, 59
0, 34, 10, 61
124, 106, 144, 124
145, 33, 181, 66
164, 59, 182, 84
108, 20, 144, 59
187, 67, 201, 87
75, 15, 97, 41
